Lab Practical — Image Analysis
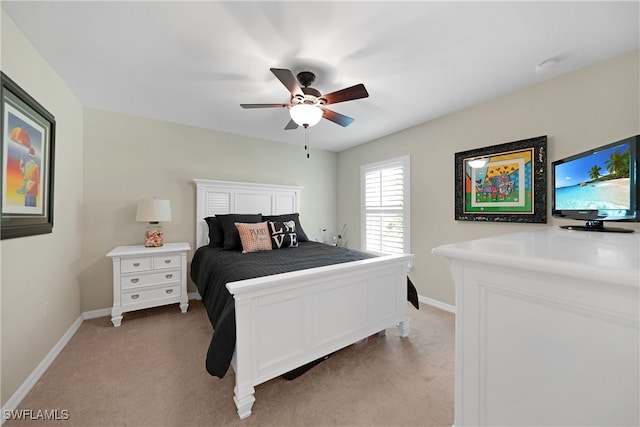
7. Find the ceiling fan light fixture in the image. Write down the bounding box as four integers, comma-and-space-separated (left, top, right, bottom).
241, 68, 366, 129
290, 104, 323, 127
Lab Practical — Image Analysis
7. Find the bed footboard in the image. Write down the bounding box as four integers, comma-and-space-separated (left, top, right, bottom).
226, 253, 413, 419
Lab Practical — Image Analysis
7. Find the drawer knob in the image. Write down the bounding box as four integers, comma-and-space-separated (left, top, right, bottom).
131, 294, 140, 300
165, 274, 173, 279
164, 260, 171, 264
165, 289, 173, 294
130, 278, 139, 284
133, 262, 140, 267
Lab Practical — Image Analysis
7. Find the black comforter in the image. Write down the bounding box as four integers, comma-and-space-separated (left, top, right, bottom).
190, 241, 416, 378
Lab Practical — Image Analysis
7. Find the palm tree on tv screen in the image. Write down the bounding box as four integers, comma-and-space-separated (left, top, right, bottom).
605, 149, 630, 178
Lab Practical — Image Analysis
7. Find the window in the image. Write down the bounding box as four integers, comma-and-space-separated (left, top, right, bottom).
361, 155, 410, 255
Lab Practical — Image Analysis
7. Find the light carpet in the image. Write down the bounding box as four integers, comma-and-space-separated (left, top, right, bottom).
5, 300, 454, 426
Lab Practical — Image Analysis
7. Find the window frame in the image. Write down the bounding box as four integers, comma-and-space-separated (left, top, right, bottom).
360, 155, 411, 255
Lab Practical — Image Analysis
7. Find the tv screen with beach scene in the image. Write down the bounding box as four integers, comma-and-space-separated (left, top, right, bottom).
552, 135, 640, 232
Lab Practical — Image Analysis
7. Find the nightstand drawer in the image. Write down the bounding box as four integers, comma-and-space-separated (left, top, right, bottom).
121, 257, 152, 273
121, 285, 181, 307
121, 269, 180, 289
153, 254, 181, 270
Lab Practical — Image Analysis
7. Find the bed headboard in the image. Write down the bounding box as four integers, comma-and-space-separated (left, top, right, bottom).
194, 179, 303, 249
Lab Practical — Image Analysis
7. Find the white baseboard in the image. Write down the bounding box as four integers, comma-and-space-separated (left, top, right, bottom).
82, 307, 111, 320
1, 292, 449, 424
0, 295, 206, 424
419, 295, 456, 314
1, 306, 124, 424
1, 314, 83, 425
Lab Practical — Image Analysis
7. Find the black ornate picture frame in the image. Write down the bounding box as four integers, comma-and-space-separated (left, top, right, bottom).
454, 135, 547, 223
1, 72, 56, 239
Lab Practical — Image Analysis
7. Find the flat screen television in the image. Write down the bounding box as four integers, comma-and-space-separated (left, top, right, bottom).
552, 135, 640, 233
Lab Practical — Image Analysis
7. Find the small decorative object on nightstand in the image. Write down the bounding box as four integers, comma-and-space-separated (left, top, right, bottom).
136, 198, 172, 247
107, 242, 190, 327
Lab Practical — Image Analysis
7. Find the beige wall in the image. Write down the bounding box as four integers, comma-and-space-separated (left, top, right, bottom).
1, 9, 338, 407
3, 5, 639, 411
337, 49, 640, 306
1, 12, 84, 405
80, 109, 338, 311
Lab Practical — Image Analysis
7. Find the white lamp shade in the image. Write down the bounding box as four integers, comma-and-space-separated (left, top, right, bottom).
289, 104, 323, 127
136, 199, 172, 222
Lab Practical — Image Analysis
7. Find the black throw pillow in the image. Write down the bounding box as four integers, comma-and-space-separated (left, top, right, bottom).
268, 221, 299, 249
263, 213, 309, 242
204, 216, 224, 247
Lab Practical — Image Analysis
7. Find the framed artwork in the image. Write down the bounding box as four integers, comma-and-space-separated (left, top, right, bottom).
1, 72, 56, 239
455, 135, 547, 223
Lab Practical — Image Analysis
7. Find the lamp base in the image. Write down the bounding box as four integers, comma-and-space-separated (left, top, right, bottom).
144, 222, 164, 247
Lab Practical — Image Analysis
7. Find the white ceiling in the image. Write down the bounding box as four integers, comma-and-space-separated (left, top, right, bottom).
2, 1, 638, 152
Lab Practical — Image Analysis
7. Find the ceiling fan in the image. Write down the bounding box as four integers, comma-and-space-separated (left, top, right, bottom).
240, 68, 369, 129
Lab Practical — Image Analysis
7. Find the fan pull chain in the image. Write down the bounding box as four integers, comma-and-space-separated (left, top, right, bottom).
304, 126, 310, 158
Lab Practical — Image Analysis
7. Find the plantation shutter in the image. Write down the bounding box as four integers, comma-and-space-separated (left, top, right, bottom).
361, 156, 410, 255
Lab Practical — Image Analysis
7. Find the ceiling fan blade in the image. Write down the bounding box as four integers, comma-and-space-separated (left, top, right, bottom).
321, 84, 369, 105
240, 103, 290, 109
270, 68, 303, 97
284, 119, 298, 130
322, 108, 355, 127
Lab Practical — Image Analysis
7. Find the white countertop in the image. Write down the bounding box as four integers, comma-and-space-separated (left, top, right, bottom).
432, 226, 639, 287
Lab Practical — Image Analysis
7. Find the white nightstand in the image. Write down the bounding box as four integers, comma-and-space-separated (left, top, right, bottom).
107, 242, 191, 327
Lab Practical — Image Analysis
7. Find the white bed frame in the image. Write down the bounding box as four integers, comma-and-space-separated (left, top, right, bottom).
194, 179, 413, 419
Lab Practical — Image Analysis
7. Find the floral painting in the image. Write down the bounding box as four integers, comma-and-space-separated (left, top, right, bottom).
455, 136, 547, 223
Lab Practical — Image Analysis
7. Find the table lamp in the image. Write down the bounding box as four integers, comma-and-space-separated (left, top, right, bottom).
136, 198, 172, 247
